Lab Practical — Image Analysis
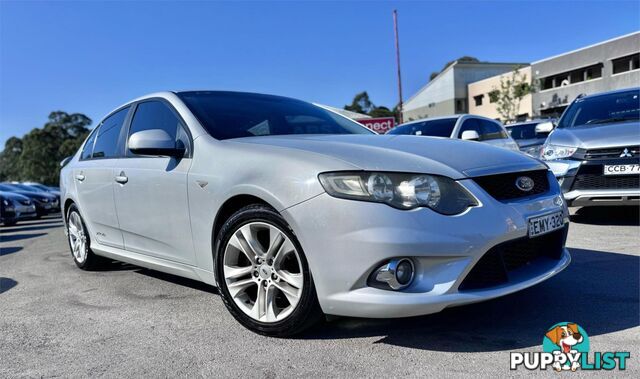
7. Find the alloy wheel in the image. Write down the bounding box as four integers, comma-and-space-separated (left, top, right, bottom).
68, 211, 88, 263
223, 222, 304, 323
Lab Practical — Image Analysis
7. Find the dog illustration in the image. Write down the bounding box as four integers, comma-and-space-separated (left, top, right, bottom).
545, 323, 583, 371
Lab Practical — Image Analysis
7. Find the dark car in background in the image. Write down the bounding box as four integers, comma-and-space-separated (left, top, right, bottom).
9, 182, 61, 210
0, 183, 58, 217
505, 119, 555, 157
1, 193, 17, 226
0, 191, 37, 225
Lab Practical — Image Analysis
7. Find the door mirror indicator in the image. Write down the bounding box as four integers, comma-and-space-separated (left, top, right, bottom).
461, 130, 480, 141
128, 129, 185, 157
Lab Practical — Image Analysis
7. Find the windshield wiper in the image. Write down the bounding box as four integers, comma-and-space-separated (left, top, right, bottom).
584, 117, 638, 125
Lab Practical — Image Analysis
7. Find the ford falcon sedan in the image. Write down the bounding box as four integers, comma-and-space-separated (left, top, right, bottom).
60, 91, 569, 336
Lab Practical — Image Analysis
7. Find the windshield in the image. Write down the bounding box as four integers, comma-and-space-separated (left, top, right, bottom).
507, 123, 538, 140
558, 89, 640, 128
177, 91, 374, 140
386, 118, 457, 137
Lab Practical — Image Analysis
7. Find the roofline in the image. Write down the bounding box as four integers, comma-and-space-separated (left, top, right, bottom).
468, 65, 532, 87
404, 61, 528, 106
531, 31, 640, 65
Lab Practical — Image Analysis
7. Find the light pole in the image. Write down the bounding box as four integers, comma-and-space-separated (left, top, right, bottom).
393, 9, 404, 124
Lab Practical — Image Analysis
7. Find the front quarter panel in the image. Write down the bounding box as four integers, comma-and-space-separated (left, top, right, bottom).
187, 135, 359, 274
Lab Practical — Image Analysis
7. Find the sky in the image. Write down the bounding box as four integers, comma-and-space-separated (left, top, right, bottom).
1, 0, 639, 144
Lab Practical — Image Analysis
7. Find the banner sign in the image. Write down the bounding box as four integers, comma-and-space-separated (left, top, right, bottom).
357, 117, 395, 134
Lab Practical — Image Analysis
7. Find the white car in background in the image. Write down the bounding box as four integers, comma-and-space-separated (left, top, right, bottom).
387, 114, 520, 152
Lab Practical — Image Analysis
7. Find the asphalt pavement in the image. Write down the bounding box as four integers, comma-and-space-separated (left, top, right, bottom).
1, 208, 638, 377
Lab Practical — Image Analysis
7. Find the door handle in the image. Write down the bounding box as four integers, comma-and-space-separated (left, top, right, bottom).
75, 174, 85, 182
115, 172, 128, 184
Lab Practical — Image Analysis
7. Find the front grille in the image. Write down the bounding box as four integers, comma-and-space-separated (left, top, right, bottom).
473, 170, 550, 201
573, 174, 639, 190
570, 163, 640, 191
577, 146, 640, 160
458, 226, 567, 291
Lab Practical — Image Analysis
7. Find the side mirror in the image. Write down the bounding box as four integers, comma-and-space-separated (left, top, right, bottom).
535, 121, 554, 135
461, 130, 480, 141
60, 156, 72, 167
128, 129, 185, 157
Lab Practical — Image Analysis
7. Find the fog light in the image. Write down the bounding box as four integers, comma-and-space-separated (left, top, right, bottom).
370, 258, 415, 290
395, 259, 413, 285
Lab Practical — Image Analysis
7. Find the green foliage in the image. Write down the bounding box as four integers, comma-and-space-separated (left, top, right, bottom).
491, 68, 536, 122
0, 111, 91, 185
344, 92, 398, 122
344, 91, 375, 115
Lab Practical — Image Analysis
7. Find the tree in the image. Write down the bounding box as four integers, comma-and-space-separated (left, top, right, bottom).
0, 111, 92, 185
344, 91, 375, 115
344, 92, 398, 122
0, 137, 23, 182
490, 68, 535, 123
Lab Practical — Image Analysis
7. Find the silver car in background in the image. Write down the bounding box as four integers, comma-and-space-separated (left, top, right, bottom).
387, 114, 521, 152
542, 88, 640, 207
60, 91, 569, 336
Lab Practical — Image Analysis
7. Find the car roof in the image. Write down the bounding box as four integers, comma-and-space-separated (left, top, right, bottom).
578, 87, 639, 100
505, 119, 552, 127
398, 114, 500, 127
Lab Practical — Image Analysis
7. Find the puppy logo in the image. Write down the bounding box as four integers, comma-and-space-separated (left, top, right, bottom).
543, 322, 590, 372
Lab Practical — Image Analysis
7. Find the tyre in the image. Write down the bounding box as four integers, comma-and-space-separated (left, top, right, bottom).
215, 204, 323, 336
66, 204, 106, 270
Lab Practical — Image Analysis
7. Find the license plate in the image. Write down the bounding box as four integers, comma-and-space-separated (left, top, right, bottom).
604, 164, 640, 175
528, 211, 564, 237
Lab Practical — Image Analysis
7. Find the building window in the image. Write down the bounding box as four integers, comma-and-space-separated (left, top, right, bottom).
539, 63, 603, 90
473, 94, 484, 106
488, 90, 499, 103
612, 52, 640, 74
456, 99, 466, 113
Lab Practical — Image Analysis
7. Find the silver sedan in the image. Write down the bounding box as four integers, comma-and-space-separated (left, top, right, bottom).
60, 91, 569, 336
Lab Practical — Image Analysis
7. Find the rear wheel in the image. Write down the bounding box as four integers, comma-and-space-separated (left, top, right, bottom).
215, 204, 323, 336
66, 204, 105, 270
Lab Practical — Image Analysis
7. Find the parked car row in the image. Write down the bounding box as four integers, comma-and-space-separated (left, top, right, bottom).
0, 182, 60, 226
387, 87, 640, 207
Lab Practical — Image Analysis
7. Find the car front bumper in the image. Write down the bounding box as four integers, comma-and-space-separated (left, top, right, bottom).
15, 204, 37, 219
547, 158, 640, 206
282, 174, 569, 318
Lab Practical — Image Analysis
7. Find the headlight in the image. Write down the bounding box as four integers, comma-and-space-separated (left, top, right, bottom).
39, 197, 49, 203
2, 199, 9, 206
318, 171, 477, 214
522, 145, 543, 158
541, 144, 577, 161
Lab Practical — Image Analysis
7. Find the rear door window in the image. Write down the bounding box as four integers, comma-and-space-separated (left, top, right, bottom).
92, 107, 130, 159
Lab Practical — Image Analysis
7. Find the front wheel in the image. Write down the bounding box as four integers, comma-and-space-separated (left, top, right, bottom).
215, 204, 323, 336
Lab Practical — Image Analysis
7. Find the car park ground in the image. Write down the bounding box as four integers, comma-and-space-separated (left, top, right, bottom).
1, 209, 638, 377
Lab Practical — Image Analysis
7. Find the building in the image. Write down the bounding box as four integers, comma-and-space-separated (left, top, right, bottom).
532, 31, 640, 118
467, 66, 533, 121
402, 60, 526, 122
